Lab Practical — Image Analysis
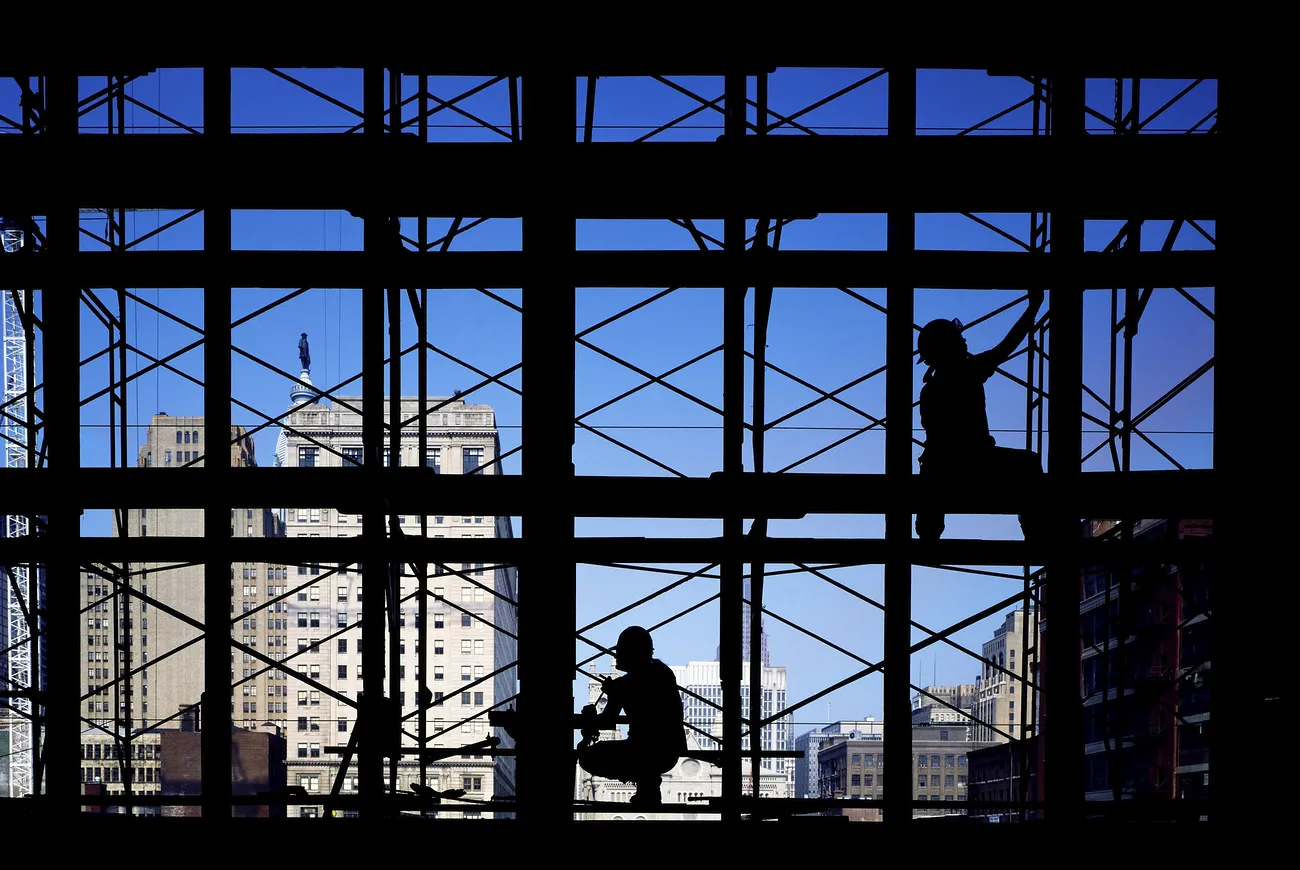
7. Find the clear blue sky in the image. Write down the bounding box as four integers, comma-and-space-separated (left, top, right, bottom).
2, 69, 1215, 731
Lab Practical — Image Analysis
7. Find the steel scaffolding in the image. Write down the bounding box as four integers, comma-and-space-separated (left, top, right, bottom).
0, 51, 1231, 840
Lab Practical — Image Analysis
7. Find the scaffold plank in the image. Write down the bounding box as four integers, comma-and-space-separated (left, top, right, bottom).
0, 136, 1223, 216
0, 249, 1220, 291
0, 468, 1220, 516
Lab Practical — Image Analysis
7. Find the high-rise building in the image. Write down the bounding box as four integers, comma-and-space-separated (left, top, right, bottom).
972, 610, 1036, 744
80, 416, 282, 742
672, 659, 794, 796
279, 394, 518, 818
1034, 518, 1213, 814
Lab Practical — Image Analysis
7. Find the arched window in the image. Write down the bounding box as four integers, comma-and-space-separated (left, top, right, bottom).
176, 432, 182, 443
193, 430, 199, 443
184, 431, 191, 444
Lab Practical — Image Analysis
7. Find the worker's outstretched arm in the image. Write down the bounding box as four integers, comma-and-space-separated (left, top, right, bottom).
986, 289, 1044, 365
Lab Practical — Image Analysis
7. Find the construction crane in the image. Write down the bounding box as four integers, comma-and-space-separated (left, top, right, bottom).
1, 217, 34, 799
1, 207, 166, 797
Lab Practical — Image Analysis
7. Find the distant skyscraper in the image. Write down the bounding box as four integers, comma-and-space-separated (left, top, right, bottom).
716, 577, 769, 667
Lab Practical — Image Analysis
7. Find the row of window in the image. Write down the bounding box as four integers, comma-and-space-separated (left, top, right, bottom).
299, 445, 484, 473
81, 743, 159, 760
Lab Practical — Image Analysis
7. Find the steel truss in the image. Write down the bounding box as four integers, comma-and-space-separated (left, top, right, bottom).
0, 54, 1232, 839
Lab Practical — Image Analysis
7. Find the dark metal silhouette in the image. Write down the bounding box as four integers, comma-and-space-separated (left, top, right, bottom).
298, 332, 310, 370
576, 626, 688, 808
915, 290, 1046, 541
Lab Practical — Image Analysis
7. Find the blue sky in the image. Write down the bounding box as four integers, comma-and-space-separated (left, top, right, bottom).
2, 68, 1216, 731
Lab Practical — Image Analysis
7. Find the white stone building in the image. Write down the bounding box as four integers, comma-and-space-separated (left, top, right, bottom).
280, 393, 518, 818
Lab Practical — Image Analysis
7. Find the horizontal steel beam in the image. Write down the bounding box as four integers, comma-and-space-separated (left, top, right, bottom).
0, 249, 1220, 290
0, 136, 1223, 216
0, 44, 1226, 78
1, 532, 1215, 567
0, 469, 1220, 516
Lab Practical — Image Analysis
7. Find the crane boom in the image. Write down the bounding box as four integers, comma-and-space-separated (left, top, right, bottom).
1, 227, 33, 798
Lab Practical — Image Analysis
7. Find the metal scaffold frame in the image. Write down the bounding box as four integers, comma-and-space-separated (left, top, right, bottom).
0, 49, 1233, 839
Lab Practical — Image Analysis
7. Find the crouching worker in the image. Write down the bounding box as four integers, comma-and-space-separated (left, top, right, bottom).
576, 626, 687, 808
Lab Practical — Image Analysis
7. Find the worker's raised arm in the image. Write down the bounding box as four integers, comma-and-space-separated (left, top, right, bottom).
986, 289, 1044, 365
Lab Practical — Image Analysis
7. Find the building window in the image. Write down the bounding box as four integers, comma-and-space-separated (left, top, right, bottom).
434, 666, 444, 681
338, 586, 348, 602
462, 447, 483, 474
434, 614, 445, 630
338, 639, 347, 654
425, 448, 440, 473
461, 692, 471, 705
338, 612, 347, 628
434, 639, 444, 655
918, 756, 927, 768
342, 446, 362, 468
461, 613, 471, 628
473, 639, 484, 656
299, 446, 319, 468
461, 639, 472, 655
940, 729, 949, 741
945, 775, 954, 787
383, 446, 399, 467
176, 431, 182, 443
474, 692, 483, 706
338, 718, 348, 732
918, 775, 927, 787
338, 665, 348, 679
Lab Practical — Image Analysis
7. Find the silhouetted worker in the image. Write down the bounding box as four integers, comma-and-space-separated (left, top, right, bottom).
915, 289, 1046, 542
576, 626, 687, 808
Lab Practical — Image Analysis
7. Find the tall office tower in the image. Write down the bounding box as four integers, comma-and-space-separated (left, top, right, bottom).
280, 395, 518, 818
972, 609, 1036, 744
715, 577, 769, 668
79, 416, 285, 800
672, 660, 793, 797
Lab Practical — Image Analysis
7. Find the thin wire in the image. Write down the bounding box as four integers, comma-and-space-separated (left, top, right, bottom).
77, 423, 1215, 434
18, 123, 1214, 134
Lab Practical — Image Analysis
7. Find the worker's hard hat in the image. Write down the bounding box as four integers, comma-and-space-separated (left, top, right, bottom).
615, 626, 654, 661
917, 318, 964, 365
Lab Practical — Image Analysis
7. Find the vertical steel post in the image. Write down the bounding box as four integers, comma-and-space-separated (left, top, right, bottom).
747, 68, 770, 803
884, 64, 916, 829
202, 63, 233, 821
385, 57, 403, 801
416, 73, 430, 795
1046, 70, 1086, 827
720, 69, 747, 825
518, 70, 575, 830
42, 69, 79, 817
1210, 68, 1233, 835
360, 64, 388, 818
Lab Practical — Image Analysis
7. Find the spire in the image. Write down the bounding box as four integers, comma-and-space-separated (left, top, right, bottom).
716, 576, 770, 666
